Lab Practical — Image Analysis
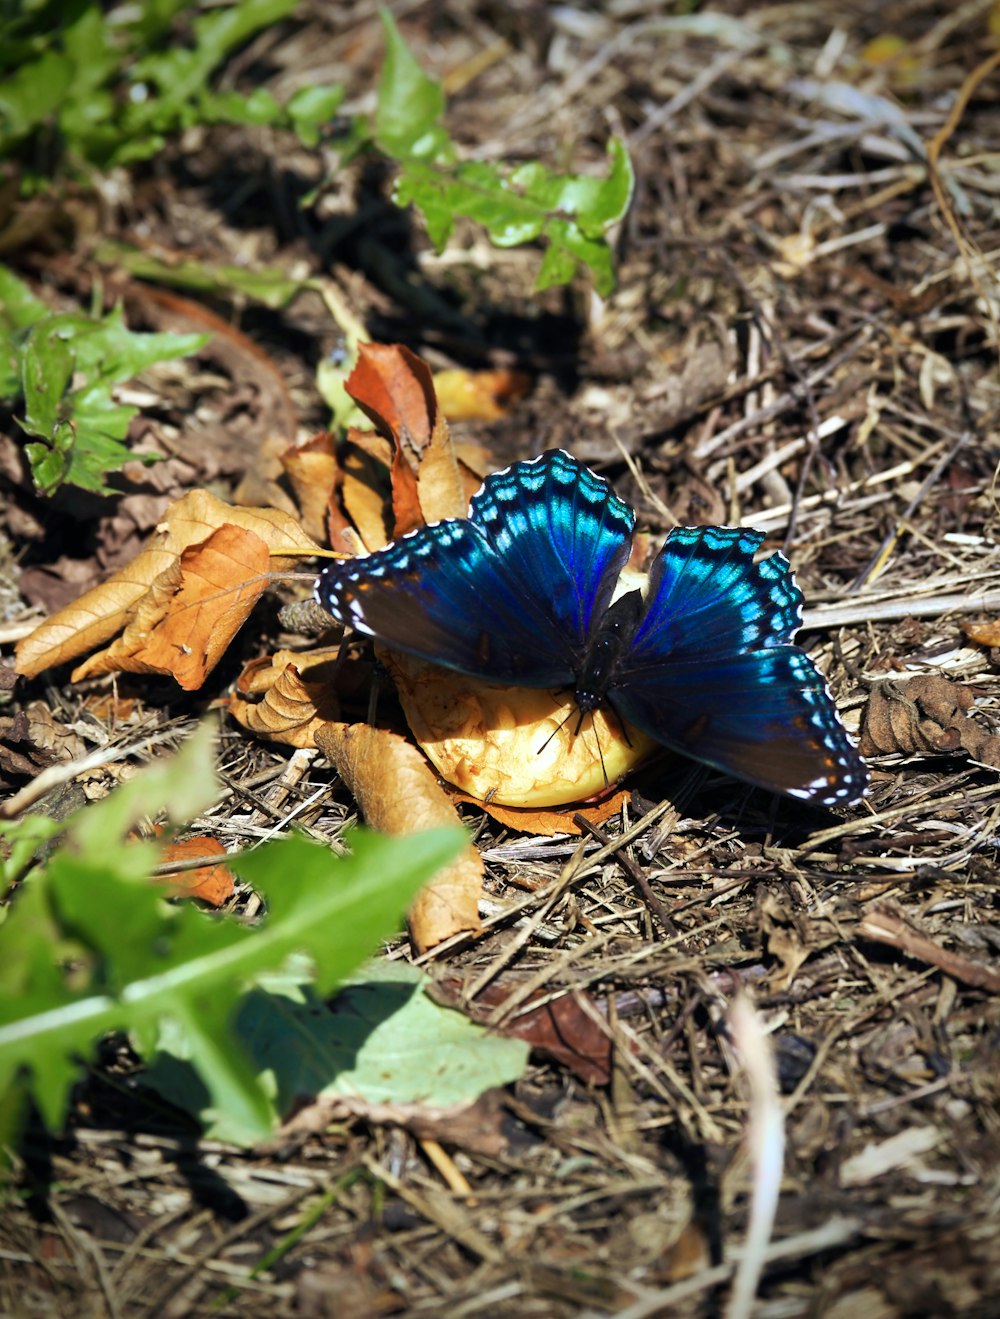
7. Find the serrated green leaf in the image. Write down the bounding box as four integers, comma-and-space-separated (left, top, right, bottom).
372, 15, 631, 291
288, 83, 344, 147
0, 719, 464, 1144
6, 289, 208, 495
72, 723, 221, 853
20, 323, 74, 427
0, 48, 73, 145
0, 266, 51, 334
393, 138, 632, 293
126, 0, 298, 140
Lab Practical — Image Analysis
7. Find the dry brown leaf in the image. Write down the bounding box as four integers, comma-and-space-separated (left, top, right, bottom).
433, 367, 532, 421
229, 648, 349, 747
281, 432, 339, 546
158, 836, 234, 907
72, 524, 270, 690
348, 342, 435, 453
346, 344, 467, 527
961, 617, 1000, 647
0, 710, 57, 781
339, 441, 392, 552
758, 889, 813, 991
278, 1086, 512, 1158
24, 701, 89, 763
435, 978, 614, 1084
414, 416, 467, 525
450, 785, 632, 837
389, 438, 424, 538
16, 490, 319, 680
315, 721, 482, 952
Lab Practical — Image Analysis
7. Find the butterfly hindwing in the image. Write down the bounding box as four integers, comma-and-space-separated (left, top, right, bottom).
612, 648, 867, 805
631, 527, 802, 658
610, 527, 868, 804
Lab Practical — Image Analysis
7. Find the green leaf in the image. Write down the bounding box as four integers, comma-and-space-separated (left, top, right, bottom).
288, 83, 344, 147
94, 241, 311, 310
0, 813, 63, 900
0, 265, 52, 333
374, 19, 633, 293
0, 725, 465, 1144
393, 137, 633, 295
375, 9, 451, 163
146, 961, 529, 1145
0, 48, 73, 146
2, 277, 209, 495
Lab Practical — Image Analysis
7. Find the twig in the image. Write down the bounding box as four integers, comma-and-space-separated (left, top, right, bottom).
574, 816, 678, 937
857, 906, 1000, 994
724, 996, 785, 1319
801, 586, 1000, 632
581, 1217, 862, 1319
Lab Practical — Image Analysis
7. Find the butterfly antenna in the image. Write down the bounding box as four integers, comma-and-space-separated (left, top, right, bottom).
536, 706, 578, 755
593, 711, 610, 788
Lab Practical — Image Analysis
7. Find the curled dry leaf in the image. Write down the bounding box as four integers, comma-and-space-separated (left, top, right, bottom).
280, 431, 339, 547
158, 836, 234, 907
450, 785, 634, 837
345, 343, 467, 531
315, 721, 482, 953
961, 617, 1000, 648
73, 524, 270, 690
338, 441, 392, 553
435, 977, 614, 1085
15, 491, 320, 686
383, 651, 658, 808
860, 674, 1000, 769
229, 648, 350, 748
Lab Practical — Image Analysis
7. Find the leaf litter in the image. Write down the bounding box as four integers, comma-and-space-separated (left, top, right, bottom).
2, 4, 1000, 1318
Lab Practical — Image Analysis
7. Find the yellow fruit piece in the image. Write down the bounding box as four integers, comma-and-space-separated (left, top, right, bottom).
383, 651, 659, 808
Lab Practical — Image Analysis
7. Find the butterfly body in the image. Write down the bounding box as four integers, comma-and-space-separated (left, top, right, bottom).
316, 450, 868, 806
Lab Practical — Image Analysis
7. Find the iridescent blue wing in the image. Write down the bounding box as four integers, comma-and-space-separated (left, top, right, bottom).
315, 450, 634, 687
610, 528, 868, 805
469, 450, 635, 646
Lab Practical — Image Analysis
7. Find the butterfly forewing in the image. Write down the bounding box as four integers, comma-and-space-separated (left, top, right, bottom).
470, 450, 635, 651
315, 450, 634, 689
316, 519, 576, 685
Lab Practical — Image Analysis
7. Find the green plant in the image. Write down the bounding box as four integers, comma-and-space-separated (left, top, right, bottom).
0, 726, 466, 1146
0, 0, 341, 173
0, 6, 632, 495
364, 12, 634, 296
0, 265, 209, 494
0, 4, 631, 296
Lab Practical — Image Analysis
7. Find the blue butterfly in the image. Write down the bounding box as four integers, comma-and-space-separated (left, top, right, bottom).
315, 449, 868, 806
